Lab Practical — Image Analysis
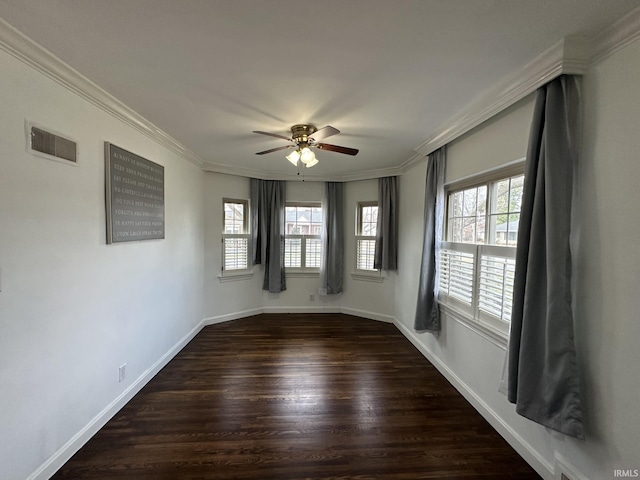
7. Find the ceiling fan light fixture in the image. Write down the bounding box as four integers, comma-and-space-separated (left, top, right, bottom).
300, 147, 315, 164
304, 157, 319, 168
286, 149, 300, 166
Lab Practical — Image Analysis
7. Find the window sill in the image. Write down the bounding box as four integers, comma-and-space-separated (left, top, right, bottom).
218, 270, 254, 283
351, 270, 384, 283
285, 269, 320, 278
438, 302, 508, 349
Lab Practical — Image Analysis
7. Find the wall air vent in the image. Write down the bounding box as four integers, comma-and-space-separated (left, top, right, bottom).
26, 122, 78, 165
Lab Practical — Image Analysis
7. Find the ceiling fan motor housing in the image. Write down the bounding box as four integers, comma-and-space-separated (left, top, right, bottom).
291, 124, 317, 146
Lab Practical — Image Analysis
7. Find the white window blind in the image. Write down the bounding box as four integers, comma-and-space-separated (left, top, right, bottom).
284, 236, 302, 268
478, 247, 516, 323
223, 235, 249, 270
284, 235, 321, 269
356, 237, 376, 271
439, 246, 474, 305
305, 237, 322, 268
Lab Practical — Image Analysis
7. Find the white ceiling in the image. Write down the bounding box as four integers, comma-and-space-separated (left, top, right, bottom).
0, 0, 638, 178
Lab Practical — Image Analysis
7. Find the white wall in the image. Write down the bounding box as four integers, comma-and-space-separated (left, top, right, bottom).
567, 36, 640, 478
202, 176, 395, 321
0, 48, 205, 480
202, 172, 262, 320
446, 94, 535, 183
394, 40, 640, 480
341, 179, 395, 320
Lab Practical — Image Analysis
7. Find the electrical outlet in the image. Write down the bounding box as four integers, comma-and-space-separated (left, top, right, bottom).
118, 363, 126, 383
309, 293, 314, 301
555, 454, 585, 480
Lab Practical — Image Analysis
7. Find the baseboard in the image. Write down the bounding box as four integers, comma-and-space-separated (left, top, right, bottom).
262, 306, 342, 314
340, 307, 394, 323
28, 318, 206, 480
203, 307, 264, 326
393, 318, 555, 480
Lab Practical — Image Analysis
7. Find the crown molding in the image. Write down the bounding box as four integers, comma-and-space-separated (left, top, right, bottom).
413, 36, 590, 157
202, 160, 403, 182
590, 5, 640, 65
4, 4, 639, 182
399, 153, 426, 173
0, 18, 205, 169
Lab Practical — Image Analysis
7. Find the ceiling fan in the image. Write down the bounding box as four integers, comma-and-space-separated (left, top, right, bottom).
253, 124, 359, 168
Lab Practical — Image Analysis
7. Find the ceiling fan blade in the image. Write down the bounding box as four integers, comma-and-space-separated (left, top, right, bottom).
253, 130, 292, 141
309, 126, 340, 143
316, 143, 359, 156
255, 145, 294, 155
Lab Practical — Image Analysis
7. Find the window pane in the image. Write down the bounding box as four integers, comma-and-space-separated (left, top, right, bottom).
452, 191, 463, 217
462, 217, 476, 243
360, 205, 378, 236
491, 214, 511, 245
487, 174, 524, 246
463, 188, 477, 216
476, 216, 486, 244
224, 202, 245, 234
510, 184, 523, 213
452, 217, 463, 242
447, 186, 487, 244
507, 213, 520, 246
286, 205, 322, 237
477, 186, 487, 216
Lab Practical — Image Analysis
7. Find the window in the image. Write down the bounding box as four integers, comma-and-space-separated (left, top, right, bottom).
356, 202, 378, 271
285, 203, 322, 270
222, 199, 249, 272
439, 170, 524, 337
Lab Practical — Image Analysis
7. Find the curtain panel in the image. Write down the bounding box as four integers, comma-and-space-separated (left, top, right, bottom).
250, 178, 286, 293
374, 176, 399, 271
414, 148, 445, 333
507, 75, 585, 439
319, 182, 344, 295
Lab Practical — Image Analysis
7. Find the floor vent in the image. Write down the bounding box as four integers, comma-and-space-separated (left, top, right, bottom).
28, 123, 77, 164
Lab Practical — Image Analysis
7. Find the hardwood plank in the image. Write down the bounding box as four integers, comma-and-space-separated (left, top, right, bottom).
52, 314, 540, 479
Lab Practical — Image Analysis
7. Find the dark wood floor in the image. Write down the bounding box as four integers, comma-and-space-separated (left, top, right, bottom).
52, 314, 540, 479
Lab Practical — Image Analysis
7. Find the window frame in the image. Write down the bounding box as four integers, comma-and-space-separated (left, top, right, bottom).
221, 198, 251, 276
439, 163, 524, 340
355, 201, 380, 274
284, 202, 323, 273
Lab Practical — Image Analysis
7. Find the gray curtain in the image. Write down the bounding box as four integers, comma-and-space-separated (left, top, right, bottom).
414, 148, 445, 332
250, 178, 286, 293
374, 176, 398, 271
507, 75, 584, 439
319, 182, 344, 295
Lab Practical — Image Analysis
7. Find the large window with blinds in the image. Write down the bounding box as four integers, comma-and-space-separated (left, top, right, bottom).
285, 203, 322, 270
355, 202, 379, 271
222, 199, 250, 272
439, 168, 524, 337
